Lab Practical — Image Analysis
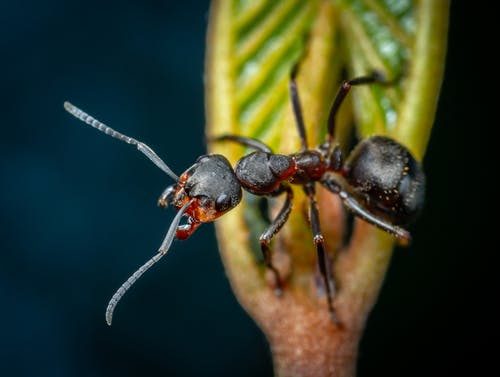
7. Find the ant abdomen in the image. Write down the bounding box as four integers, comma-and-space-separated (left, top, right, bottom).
342, 135, 425, 225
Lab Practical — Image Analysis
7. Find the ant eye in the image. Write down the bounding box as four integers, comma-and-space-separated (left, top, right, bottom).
215, 194, 231, 212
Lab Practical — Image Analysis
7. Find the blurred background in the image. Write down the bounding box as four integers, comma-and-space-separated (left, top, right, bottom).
0, 1, 494, 376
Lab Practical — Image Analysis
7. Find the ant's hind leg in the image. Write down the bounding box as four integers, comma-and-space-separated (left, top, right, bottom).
259, 184, 293, 295
321, 176, 411, 242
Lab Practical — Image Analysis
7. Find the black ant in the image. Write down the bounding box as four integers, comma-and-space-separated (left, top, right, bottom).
64, 68, 425, 326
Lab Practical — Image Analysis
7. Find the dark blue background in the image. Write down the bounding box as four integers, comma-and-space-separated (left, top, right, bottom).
0, 1, 493, 376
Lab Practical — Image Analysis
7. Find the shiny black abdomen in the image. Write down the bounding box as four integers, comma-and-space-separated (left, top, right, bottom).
343, 136, 425, 225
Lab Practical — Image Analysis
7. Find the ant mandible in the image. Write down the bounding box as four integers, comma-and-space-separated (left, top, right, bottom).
64, 67, 425, 326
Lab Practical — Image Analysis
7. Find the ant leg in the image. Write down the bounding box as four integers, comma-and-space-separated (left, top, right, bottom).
321, 176, 411, 242
210, 135, 273, 153
259, 184, 293, 295
157, 185, 176, 208
289, 65, 308, 150
303, 183, 338, 324
175, 217, 201, 240
327, 72, 387, 145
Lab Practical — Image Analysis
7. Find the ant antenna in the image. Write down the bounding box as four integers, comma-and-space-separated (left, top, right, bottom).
63, 101, 179, 181
105, 199, 194, 325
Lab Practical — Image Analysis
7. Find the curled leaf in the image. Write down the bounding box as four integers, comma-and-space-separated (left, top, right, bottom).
206, 0, 449, 375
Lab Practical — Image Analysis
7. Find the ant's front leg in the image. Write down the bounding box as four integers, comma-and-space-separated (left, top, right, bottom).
289, 64, 308, 151
259, 184, 293, 295
157, 185, 176, 208
175, 217, 200, 240
210, 134, 273, 153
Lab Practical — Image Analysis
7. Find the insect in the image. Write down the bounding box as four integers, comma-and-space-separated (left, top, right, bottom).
64, 68, 425, 326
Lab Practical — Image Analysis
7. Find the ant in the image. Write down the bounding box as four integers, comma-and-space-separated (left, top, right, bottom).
64, 67, 425, 326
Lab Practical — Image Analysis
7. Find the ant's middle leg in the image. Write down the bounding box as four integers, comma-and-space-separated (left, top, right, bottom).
303, 182, 338, 324
259, 184, 293, 295
327, 71, 389, 145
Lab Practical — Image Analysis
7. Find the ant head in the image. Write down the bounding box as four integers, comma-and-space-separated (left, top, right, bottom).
173, 154, 242, 223
64, 103, 244, 324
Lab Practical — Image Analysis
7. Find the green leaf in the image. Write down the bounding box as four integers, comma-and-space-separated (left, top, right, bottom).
207, 0, 319, 150
205, 1, 448, 375
337, 0, 448, 159
206, 0, 343, 294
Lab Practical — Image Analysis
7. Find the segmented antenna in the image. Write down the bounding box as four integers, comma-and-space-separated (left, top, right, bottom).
105, 199, 194, 326
63, 101, 179, 181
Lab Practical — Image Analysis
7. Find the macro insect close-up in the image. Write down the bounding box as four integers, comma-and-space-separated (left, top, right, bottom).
64, 67, 424, 326
6, 1, 496, 377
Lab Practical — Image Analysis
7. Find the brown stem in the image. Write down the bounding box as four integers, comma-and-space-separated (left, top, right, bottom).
214, 192, 393, 376
264, 305, 360, 377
